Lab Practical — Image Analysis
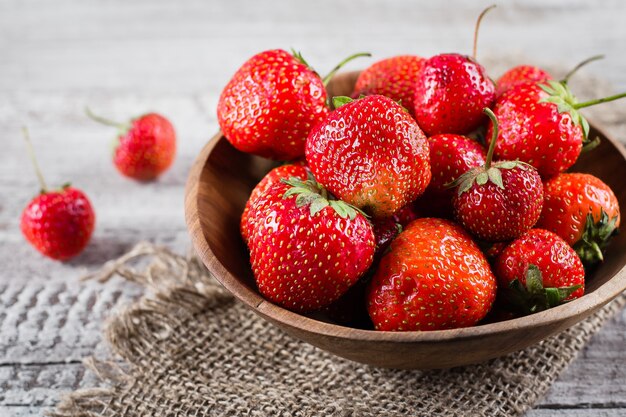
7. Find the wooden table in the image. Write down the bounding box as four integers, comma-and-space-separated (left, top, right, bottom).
1, 1, 625, 415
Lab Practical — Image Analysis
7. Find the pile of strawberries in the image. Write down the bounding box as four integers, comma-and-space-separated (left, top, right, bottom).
221, 6, 625, 332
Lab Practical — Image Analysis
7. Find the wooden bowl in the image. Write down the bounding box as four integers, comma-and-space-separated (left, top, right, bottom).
185, 71, 626, 369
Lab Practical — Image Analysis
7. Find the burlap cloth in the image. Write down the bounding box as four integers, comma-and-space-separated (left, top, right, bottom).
46, 241, 626, 417
50, 70, 626, 417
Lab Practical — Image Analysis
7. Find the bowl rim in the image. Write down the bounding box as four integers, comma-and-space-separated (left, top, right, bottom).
185, 125, 626, 345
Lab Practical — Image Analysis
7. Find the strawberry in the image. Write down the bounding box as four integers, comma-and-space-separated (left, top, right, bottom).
245, 176, 374, 312
418, 134, 486, 218
20, 128, 95, 260
412, 6, 496, 135
367, 218, 497, 331
86, 109, 176, 180
412, 53, 495, 136
451, 109, 544, 241
217, 49, 369, 160
494, 229, 585, 314
496, 65, 551, 97
496, 55, 604, 98
371, 203, 421, 259
240, 162, 308, 243
537, 173, 620, 265
352, 55, 424, 115
489, 79, 626, 178
306, 95, 431, 218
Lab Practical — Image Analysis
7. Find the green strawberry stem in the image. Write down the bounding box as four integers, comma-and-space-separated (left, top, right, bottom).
573, 92, 626, 109
482, 107, 499, 169
322, 52, 372, 86
21, 127, 48, 193
85, 107, 129, 131
472, 4, 496, 60
561, 54, 604, 84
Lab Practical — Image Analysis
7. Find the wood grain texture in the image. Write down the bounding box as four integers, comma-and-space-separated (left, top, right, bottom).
1, 0, 626, 414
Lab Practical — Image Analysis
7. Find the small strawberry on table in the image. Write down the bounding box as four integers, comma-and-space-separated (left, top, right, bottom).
20, 128, 95, 260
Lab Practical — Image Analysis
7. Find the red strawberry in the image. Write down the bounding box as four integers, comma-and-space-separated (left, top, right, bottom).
412, 7, 496, 135
86, 109, 176, 180
418, 134, 486, 217
412, 53, 495, 136
496, 65, 551, 97
495, 55, 605, 99
245, 176, 374, 312
217, 49, 369, 160
367, 218, 497, 331
452, 109, 544, 241
371, 203, 422, 258
240, 162, 308, 243
537, 173, 620, 265
306, 95, 431, 218
20, 128, 95, 260
490, 80, 626, 177
352, 55, 424, 115
494, 229, 585, 314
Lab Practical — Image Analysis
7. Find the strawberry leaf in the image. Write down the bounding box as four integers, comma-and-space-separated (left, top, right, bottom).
574, 209, 620, 266
476, 172, 489, 185
505, 264, 582, 315
309, 197, 329, 216
487, 167, 504, 189
497, 161, 517, 169
332, 96, 353, 109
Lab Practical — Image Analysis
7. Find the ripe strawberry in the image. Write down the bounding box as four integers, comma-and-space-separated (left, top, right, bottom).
245, 176, 375, 312
306, 95, 431, 218
86, 109, 176, 180
240, 162, 308, 243
412, 53, 495, 136
451, 109, 544, 241
537, 173, 620, 265
494, 229, 585, 314
218, 49, 369, 160
496, 65, 551, 97
352, 55, 424, 115
367, 218, 496, 331
371, 203, 421, 259
489, 80, 626, 177
412, 7, 496, 135
418, 134, 486, 218
496, 55, 604, 98
20, 128, 95, 260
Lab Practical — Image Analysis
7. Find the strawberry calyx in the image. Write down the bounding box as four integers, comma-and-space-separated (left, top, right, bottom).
290, 50, 371, 87
506, 264, 582, 314
290, 49, 313, 69
332, 96, 354, 109
281, 176, 367, 220
448, 107, 533, 194
539, 80, 626, 146
538, 80, 591, 142
573, 209, 619, 266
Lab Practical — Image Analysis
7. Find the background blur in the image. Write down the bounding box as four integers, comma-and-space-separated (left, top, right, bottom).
1, 0, 626, 415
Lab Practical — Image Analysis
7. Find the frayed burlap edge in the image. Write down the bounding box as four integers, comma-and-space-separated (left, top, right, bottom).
48, 242, 235, 417
46, 242, 626, 417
